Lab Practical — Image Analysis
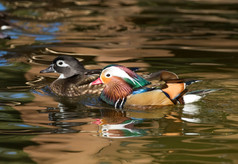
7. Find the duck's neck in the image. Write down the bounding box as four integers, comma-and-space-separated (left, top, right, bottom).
100, 78, 133, 107
57, 72, 85, 80
51, 74, 84, 96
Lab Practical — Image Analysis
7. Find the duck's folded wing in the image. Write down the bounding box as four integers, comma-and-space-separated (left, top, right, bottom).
125, 89, 174, 107
69, 75, 104, 96
51, 74, 103, 97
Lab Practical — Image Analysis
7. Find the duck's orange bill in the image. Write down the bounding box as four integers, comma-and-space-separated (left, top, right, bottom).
91, 77, 103, 85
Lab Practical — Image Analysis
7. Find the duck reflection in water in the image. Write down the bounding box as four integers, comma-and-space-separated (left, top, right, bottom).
37, 95, 208, 137
93, 101, 212, 138
92, 106, 188, 138
93, 109, 145, 138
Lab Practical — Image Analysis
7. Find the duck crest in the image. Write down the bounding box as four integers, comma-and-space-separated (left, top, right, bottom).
108, 65, 151, 89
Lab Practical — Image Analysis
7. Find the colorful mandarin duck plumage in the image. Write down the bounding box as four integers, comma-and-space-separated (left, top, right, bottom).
40, 56, 103, 97
93, 109, 144, 138
91, 64, 216, 109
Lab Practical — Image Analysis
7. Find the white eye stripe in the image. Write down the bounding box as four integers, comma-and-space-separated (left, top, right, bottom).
56, 60, 69, 67
102, 66, 142, 86
103, 66, 132, 80
103, 67, 129, 78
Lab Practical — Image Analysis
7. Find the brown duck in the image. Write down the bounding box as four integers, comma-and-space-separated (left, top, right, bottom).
40, 56, 103, 97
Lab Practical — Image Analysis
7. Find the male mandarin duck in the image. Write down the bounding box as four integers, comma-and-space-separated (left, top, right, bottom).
91, 64, 217, 109
40, 56, 103, 97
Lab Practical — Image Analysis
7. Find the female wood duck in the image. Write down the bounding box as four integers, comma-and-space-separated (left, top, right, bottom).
40, 56, 103, 97
91, 64, 216, 109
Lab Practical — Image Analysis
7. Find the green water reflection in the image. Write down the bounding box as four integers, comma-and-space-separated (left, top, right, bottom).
0, 105, 37, 164
0, 55, 44, 163
0, 0, 238, 163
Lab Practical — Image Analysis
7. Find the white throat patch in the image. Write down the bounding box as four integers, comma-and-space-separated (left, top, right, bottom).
58, 74, 66, 79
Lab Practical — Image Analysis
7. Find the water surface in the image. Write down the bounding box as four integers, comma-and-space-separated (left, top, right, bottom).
0, 0, 238, 163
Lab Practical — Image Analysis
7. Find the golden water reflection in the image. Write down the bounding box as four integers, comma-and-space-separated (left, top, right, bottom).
1, 0, 238, 163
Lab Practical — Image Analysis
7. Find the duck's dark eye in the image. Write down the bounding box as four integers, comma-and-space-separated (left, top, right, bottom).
58, 62, 63, 65
106, 73, 111, 78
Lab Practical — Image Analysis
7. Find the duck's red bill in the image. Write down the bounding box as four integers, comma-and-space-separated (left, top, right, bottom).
91, 78, 103, 85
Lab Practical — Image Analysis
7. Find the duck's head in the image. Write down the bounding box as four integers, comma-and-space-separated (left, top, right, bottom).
91, 64, 150, 89
40, 56, 101, 79
40, 56, 86, 79
91, 65, 150, 107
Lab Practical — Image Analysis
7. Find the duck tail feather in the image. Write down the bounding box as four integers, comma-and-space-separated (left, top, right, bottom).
186, 89, 221, 96
185, 80, 202, 86
184, 89, 221, 104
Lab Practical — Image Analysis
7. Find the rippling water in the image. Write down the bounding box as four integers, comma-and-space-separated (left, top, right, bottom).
0, 0, 238, 163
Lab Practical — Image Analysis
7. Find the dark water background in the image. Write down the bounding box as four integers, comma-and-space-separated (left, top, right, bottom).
0, 0, 238, 163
